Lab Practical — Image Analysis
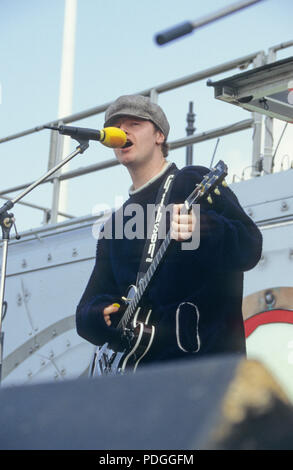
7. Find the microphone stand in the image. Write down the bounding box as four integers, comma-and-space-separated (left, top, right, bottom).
154, 0, 265, 45
0, 138, 89, 385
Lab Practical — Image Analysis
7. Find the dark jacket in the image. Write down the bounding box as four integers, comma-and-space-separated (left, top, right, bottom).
76, 163, 262, 364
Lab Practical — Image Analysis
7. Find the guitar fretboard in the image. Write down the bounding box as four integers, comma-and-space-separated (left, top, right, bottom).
118, 230, 172, 330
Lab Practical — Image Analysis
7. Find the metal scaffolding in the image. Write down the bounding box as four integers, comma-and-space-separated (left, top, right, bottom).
0, 42, 292, 226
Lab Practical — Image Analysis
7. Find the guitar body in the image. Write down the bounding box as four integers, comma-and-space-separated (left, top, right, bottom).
90, 286, 155, 377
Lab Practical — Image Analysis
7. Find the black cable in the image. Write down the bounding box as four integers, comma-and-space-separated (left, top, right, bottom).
209, 138, 220, 168
1, 301, 7, 322
241, 164, 270, 179
271, 122, 288, 171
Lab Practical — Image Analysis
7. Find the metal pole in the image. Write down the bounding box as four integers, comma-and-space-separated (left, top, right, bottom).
262, 47, 277, 174
0, 52, 260, 145
190, 0, 266, 31
0, 195, 74, 219
54, 0, 77, 223
185, 102, 196, 166
11, 144, 88, 206
0, 118, 254, 197
50, 123, 64, 225
251, 51, 266, 177
150, 88, 158, 103
55, 0, 77, 223
155, 0, 266, 45
0, 239, 8, 383
170, 118, 253, 150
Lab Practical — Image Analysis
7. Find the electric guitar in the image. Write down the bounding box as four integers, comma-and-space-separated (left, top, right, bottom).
89, 160, 228, 377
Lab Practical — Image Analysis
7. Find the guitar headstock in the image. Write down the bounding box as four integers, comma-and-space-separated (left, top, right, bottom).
186, 160, 228, 209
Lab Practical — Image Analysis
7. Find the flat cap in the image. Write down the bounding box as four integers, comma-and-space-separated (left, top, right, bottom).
104, 94, 170, 139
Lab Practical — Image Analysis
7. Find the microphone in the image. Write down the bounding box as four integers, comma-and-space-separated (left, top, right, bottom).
155, 22, 194, 45
45, 125, 127, 148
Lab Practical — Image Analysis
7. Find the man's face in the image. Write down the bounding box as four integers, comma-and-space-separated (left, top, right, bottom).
111, 116, 164, 167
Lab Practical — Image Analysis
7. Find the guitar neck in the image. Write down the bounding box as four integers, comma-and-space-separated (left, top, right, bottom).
118, 229, 172, 330
118, 199, 193, 330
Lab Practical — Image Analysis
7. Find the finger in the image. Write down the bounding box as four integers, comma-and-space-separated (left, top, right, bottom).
171, 221, 183, 240
103, 306, 119, 325
171, 205, 197, 241
172, 204, 184, 217
173, 215, 195, 231
171, 221, 194, 241
172, 217, 196, 232
173, 205, 196, 219
173, 213, 189, 223
103, 303, 121, 326
172, 220, 192, 231
173, 205, 196, 224
103, 303, 120, 315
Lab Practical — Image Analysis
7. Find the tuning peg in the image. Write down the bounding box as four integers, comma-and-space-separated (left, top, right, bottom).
207, 195, 213, 204
214, 187, 221, 196
222, 180, 228, 187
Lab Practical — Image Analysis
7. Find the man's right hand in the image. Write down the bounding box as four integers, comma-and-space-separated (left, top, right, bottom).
103, 303, 120, 326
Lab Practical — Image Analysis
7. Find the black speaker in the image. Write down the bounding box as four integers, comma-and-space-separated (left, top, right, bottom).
0, 354, 292, 450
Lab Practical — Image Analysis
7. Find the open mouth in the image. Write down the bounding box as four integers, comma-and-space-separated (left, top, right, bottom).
122, 139, 133, 148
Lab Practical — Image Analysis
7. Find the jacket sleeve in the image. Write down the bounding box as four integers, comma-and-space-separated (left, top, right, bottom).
75, 222, 124, 349
170, 165, 263, 272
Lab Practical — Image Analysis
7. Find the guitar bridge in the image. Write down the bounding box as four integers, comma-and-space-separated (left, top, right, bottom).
122, 327, 135, 342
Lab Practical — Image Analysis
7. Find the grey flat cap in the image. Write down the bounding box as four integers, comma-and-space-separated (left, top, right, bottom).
104, 95, 170, 139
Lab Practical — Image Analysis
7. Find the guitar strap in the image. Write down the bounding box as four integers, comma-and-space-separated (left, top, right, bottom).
136, 164, 179, 286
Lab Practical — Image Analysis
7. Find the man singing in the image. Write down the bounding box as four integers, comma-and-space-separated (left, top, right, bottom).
76, 94, 262, 368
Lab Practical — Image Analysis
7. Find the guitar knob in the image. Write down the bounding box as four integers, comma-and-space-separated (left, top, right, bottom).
222, 180, 228, 187
207, 195, 213, 204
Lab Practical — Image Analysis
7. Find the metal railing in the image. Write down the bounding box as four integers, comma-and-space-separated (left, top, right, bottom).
0, 51, 260, 146
0, 42, 292, 227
